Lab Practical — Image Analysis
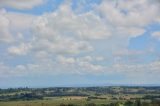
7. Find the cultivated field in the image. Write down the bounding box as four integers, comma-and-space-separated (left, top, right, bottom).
0, 87, 160, 106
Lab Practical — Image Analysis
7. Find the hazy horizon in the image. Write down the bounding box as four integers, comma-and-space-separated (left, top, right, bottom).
1, 83, 160, 89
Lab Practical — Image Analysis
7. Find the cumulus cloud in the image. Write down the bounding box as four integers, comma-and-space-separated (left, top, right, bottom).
152, 31, 160, 40
0, 0, 45, 10
0, 54, 106, 78
0, 8, 35, 43
32, 5, 111, 40
98, 0, 159, 27
31, 36, 93, 55
0, 0, 160, 79
7, 43, 32, 56
0, 9, 13, 43
0, 62, 27, 77
112, 61, 160, 78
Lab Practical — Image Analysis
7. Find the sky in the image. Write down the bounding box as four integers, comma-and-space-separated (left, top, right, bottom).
0, 0, 160, 88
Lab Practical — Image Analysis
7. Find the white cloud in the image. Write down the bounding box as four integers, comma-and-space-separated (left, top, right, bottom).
112, 61, 160, 83
0, 0, 160, 79
96, 0, 160, 40
98, 0, 159, 27
55, 55, 105, 75
0, 55, 106, 77
77, 56, 104, 62
152, 31, 160, 40
78, 61, 104, 73
7, 43, 32, 56
0, 62, 10, 76
32, 36, 93, 55
0, 0, 45, 10
0, 9, 35, 43
32, 5, 111, 40
0, 10, 13, 43
5, 12, 35, 30
57, 55, 76, 65
116, 27, 145, 38
0, 62, 27, 77
114, 49, 144, 56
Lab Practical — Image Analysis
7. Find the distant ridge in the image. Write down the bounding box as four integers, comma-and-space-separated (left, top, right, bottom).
1, 83, 160, 89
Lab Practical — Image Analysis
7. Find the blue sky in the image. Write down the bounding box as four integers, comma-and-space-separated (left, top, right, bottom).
0, 0, 160, 88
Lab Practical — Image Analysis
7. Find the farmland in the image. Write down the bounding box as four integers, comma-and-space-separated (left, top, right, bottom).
0, 86, 160, 106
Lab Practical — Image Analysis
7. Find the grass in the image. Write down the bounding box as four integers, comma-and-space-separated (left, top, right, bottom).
0, 96, 112, 106
1, 87, 160, 106
0, 94, 154, 106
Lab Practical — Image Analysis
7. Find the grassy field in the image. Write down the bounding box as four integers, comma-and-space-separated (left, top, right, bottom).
0, 96, 112, 106
0, 87, 160, 106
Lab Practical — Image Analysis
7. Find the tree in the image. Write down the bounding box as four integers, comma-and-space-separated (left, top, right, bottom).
135, 99, 142, 106
125, 101, 134, 106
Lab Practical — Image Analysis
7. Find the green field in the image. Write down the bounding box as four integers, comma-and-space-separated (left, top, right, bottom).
0, 87, 160, 106
0, 96, 117, 106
